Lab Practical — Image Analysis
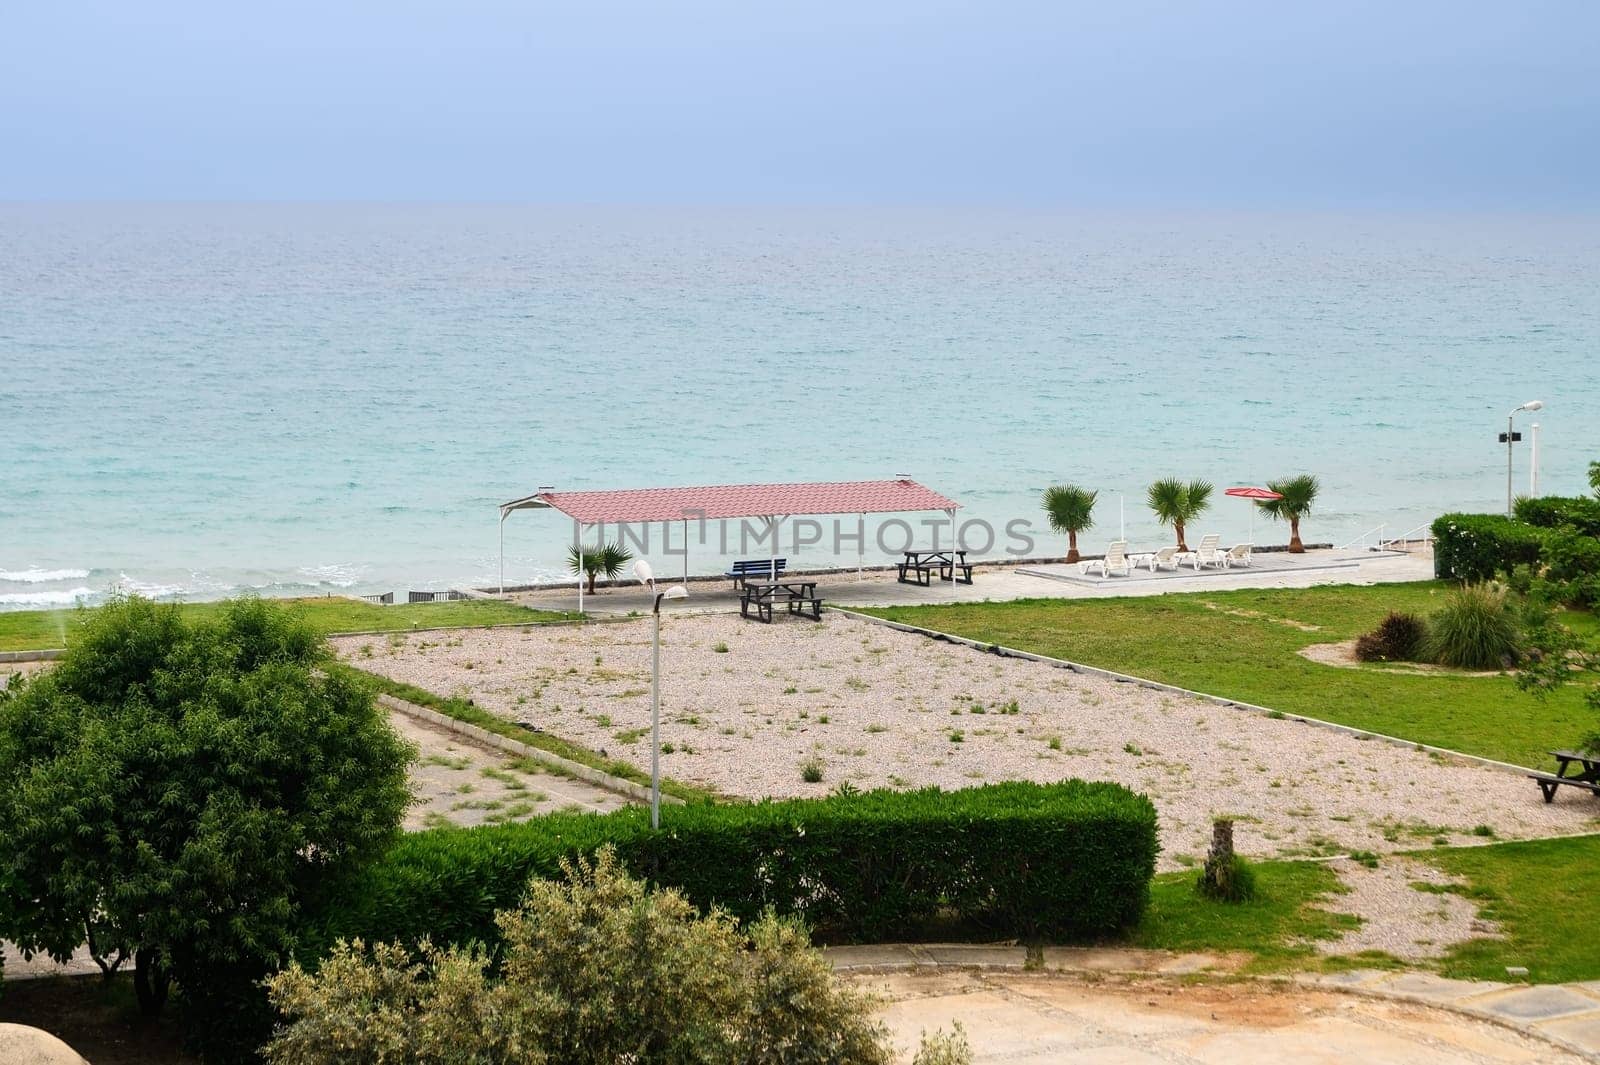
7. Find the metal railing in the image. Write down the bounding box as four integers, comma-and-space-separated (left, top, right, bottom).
1378, 521, 1434, 553
1337, 523, 1387, 550
1338, 520, 1435, 553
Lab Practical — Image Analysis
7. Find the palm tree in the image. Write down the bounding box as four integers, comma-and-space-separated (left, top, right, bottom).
568, 542, 635, 594
1042, 484, 1098, 563
1258, 475, 1319, 553
1146, 478, 1213, 552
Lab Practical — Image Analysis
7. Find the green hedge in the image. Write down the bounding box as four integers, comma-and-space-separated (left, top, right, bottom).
1432, 513, 1543, 582
306, 780, 1157, 956
1514, 495, 1600, 537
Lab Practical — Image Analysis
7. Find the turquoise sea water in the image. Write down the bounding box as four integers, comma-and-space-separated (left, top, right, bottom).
2, 204, 1597, 609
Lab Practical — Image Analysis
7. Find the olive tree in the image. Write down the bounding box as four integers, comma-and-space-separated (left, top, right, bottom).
265, 848, 971, 1065
0, 595, 412, 1018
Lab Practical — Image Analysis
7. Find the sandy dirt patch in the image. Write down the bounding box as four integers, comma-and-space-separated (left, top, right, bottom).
863, 970, 1588, 1064
390, 711, 630, 830
333, 615, 1598, 869
1317, 857, 1499, 961
1298, 640, 1502, 677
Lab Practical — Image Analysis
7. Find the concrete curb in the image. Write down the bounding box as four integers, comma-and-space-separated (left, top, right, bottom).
835, 608, 1541, 778
0, 649, 62, 664
376, 693, 681, 808
827, 946, 1600, 1063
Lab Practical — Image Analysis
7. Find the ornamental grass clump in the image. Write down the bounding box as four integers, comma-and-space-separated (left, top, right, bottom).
1426, 582, 1521, 669
1354, 611, 1428, 663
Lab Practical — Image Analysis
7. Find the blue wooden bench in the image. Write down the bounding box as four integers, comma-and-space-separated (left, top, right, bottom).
727, 558, 787, 589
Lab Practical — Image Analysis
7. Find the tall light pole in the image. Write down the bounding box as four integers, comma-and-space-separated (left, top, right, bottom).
1503, 400, 1543, 516
634, 560, 687, 829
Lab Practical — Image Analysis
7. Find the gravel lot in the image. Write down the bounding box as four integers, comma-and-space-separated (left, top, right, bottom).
332, 614, 1600, 869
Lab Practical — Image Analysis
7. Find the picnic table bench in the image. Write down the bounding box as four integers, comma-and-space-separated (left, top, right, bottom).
897, 549, 974, 586
1528, 749, 1600, 803
727, 558, 787, 589
740, 580, 823, 623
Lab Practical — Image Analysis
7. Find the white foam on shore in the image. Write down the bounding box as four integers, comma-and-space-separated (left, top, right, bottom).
0, 567, 91, 583
0, 586, 96, 607
113, 574, 189, 599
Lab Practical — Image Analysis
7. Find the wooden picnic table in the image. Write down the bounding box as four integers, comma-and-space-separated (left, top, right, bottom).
740, 580, 823, 623
898, 549, 974, 586
1528, 749, 1600, 803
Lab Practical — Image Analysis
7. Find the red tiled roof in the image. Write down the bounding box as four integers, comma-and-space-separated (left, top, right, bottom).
504, 479, 959, 525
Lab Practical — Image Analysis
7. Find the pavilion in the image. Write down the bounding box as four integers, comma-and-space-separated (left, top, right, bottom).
497, 478, 962, 610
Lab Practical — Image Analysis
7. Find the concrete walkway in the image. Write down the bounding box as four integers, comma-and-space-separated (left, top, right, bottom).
832, 944, 1600, 1063
508, 547, 1436, 617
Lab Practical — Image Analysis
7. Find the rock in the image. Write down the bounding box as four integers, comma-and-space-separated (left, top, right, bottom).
0, 1024, 91, 1065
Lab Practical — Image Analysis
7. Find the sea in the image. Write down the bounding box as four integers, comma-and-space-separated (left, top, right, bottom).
2, 204, 1597, 610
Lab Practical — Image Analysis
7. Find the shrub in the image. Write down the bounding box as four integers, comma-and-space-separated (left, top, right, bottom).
1432, 513, 1543, 583
1538, 528, 1600, 606
1426, 582, 1521, 669
1514, 495, 1600, 537
0, 596, 412, 1047
1196, 854, 1257, 903
267, 848, 973, 1065
1353, 611, 1428, 662
307, 780, 1158, 958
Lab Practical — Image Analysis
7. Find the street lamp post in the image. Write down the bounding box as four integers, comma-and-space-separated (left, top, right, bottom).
1503, 400, 1544, 516
634, 560, 687, 829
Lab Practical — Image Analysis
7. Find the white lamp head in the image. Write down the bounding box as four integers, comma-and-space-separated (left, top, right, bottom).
1522, 400, 1544, 412
662, 586, 689, 601
633, 559, 656, 588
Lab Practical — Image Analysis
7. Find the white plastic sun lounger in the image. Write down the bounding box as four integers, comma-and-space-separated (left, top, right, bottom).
1190, 534, 1226, 570
1080, 541, 1132, 577
1147, 546, 1181, 572
1224, 543, 1253, 567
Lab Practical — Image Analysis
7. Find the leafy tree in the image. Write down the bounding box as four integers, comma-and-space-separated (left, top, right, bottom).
1145, 478, 1213, 551
567, 542, 635, 594
265, 848, 970, 1065
1516, 591, 1600, 753
1257, 474, 1320, 553
0, 595, 412, 1019
1042, 484, 1098, 563
1590, 460, 1600, 499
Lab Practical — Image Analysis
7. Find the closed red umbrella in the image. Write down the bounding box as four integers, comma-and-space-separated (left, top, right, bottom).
1225, 486, 1283, 543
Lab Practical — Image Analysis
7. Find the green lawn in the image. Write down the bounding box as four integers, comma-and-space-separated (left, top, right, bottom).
1135, 834, 1600, 983
860, 581, 1595, 769
0, 596, 579, 653
1420, 834, 1600, 984
1131, 858, 1361, 972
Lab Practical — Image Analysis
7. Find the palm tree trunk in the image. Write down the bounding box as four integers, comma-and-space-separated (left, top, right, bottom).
1174, 521, 1188, 552
1289, 516, 1304, 553
1066, 530, 1080, 564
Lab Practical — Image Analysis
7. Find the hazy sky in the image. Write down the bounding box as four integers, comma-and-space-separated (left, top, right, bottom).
4, 0, 1596, 205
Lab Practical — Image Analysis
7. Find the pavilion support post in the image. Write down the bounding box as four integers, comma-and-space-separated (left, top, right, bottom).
768, 516, 780, 582
682, 518, 689, 586
947, 508, 958, 582
576, 523, 585, 614
499, 510, 507, 595
858, 514, 864, 582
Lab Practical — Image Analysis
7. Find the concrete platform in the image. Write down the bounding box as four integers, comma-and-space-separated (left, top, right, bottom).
507, 547, 1436, 617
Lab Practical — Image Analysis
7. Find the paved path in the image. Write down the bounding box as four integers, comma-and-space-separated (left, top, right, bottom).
510, 547, 1436, 616
832, 945, 1600, 1063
